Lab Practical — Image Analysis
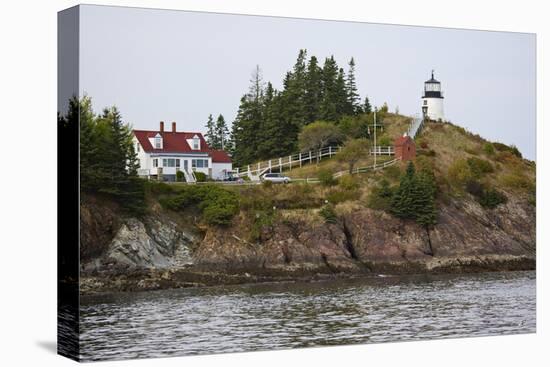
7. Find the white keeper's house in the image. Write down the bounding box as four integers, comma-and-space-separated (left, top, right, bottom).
133, 121, 232, 182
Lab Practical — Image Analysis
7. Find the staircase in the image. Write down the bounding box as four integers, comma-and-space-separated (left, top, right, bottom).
180, 169, 196, 183
408, 114, 424, 139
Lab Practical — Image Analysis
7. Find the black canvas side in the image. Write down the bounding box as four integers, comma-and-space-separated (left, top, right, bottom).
57, 5, 80, 362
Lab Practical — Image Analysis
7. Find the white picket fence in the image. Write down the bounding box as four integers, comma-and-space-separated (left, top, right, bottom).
235, 145, 341, 180
235, 144, 396, 181
333, 157, 400, 178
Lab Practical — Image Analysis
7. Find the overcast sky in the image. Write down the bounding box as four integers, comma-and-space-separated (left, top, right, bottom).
77, 5, 536, 160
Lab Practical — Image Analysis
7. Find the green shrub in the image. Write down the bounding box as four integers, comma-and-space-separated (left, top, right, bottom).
326, 189, 360, 204
338, 175, 360, 190
319, 204, 337, 223
416, 155, 435, 173
176, 170, 185, 182
467, 157, 493, 178
483, 142, 495, 156
159, 185, 238, 226
367, 179, 394, 211
249, 209, 276, 242
194, 171, 207, 182
383, 164, 401, 181
500, 173, 535, 192
378, 136, 391, 146
465, 179, 507, 209
493, 142, 522, 158
479, 189, 507, 209
202, 203, 239, 226
339, 115, 367, 139
465, 180, 484, 197
447, 159, 474, 186
318, 168, 337, 186
262, 179, 273, 189
144, 180, 174, 195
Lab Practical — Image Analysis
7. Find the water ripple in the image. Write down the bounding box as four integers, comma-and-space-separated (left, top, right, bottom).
79, 271, 536, 361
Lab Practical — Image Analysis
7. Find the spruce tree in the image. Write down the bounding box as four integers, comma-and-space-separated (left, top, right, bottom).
304, 55, 323, 124
205, 114, 217, 148
346, 57, 360, 115
335, 67, 349, 118
215, 114, 229, 150
363, 96, 372, 114
319, 56, 339, 121
231, 66, 266, 166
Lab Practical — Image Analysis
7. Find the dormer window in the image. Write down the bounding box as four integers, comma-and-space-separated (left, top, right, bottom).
192, 135, 200, 150
154, 133, 162, 149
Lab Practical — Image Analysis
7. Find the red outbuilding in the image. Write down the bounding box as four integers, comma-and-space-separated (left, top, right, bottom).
394, 134, 416, 161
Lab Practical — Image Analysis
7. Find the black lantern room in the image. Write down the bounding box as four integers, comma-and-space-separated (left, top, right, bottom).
422, 70, 444, 99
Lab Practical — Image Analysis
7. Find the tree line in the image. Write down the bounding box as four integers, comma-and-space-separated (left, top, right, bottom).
205, 49, 376, 167
58, 96, 146, 215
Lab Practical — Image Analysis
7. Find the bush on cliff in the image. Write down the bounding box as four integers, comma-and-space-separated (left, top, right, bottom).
159, 185, 238, 226
319, 204, 337, 224
465, 179, 508, 209
367, 179, 394, 211
390, 162, 437, 228
318, 168, 337, 186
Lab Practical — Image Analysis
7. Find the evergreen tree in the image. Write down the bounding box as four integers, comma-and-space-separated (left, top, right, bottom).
279, 49, 308, 128
391, 162, 417, 219
66, 96, 145, 215
346, 57, 360, 115
304, 55, 323, 124
335, 67, 350, 118
390, 162, 437, 229
204, 114, 217, 147
215, 114, 229, 150
363, 96, 372, 114
231, 65, 266, 166
319, 56, 339, 121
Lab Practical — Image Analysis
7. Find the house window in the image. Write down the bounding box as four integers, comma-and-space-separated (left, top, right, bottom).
155, 135, 162, 149
162, 158, 176, 167
153, 159, 158, 168
193, 136, 200, 150
191, 159, 209, 168
136, 143, 140, 152
423, 100, 427, 106
176, 159, 180, 168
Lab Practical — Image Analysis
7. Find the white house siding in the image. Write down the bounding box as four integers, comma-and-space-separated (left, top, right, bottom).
212, 163, 233, 180
133, 136, 229, 180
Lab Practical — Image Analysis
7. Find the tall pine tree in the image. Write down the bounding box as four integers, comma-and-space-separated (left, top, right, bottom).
231, 65, 266, 166
319, 56, 339, 121
204, 114, 217, 148
215, 114, 229, 150
304, 55, 323, 124
346, 57, 360, 115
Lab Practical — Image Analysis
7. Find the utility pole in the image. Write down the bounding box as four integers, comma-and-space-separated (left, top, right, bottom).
373, 106, 377, 168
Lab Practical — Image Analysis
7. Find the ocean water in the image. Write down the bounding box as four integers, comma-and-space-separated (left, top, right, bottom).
79, 270, 536, 361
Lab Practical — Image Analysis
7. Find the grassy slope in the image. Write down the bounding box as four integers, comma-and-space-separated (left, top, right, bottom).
418, 121, 535, 199
282, 113, 411, 179
164, 114, 535, 231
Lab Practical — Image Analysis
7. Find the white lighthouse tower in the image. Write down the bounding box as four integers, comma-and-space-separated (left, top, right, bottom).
421, 70, 444, 121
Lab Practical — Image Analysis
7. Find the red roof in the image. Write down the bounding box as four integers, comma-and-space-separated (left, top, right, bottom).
209, 150, 232, 163
133, 129, 232, 163
394, 135, 414, 146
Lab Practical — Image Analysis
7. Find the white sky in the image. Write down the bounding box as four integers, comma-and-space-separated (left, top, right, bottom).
77, 5, 536, 160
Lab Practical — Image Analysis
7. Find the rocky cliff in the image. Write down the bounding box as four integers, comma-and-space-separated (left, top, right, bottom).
79, 190, 535, 294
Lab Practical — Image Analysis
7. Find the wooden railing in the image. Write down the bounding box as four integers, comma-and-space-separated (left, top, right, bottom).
235, 145, 341, 179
